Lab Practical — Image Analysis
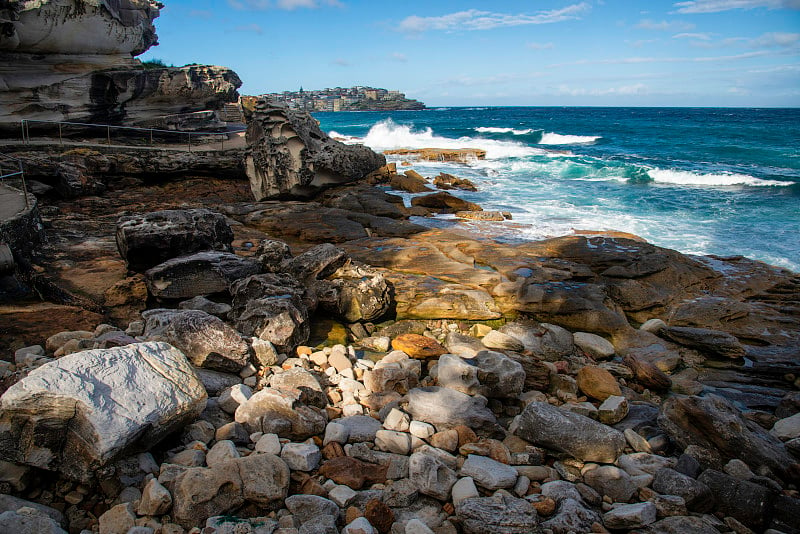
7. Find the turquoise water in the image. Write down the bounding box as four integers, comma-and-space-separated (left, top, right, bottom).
315, 107, 800, 272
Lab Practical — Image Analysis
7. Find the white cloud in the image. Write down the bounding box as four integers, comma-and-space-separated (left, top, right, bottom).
527, 42, 555, 50
673, 32, 713, 40
750, 32, 800, 47
672, 0, 800, 13
332, 58, 350, 66
390, 52, 408, 62
228, 0, 342, 10
398, 4, 590, 33
636, 19, 695, 31
554, 83, 650, 96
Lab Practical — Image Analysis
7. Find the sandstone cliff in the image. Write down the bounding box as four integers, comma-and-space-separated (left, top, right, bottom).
0, 0, 241, 128
244, 98, 386, 200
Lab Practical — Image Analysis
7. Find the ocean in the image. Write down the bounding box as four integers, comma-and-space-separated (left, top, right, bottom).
314, 107, 800, 272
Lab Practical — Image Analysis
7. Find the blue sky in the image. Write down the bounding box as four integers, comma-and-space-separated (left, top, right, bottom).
140, 0, 800, 106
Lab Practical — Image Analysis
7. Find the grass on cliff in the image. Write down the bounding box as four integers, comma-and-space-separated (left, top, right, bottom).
141, 59, 175, 69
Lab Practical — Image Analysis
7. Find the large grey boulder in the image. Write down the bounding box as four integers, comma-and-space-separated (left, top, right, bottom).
406, 387, 497, 435
116, 209, 234, 272
145, 251, 261, 300
0, 342, 207, 482
499, 321, 575, 361
455, 494, 541, 534
0, 508, 67, 534
244, 98, 385, 200
154, 310, 250, 372
512, 402, 626, 463
409, 450, 457, 501
436, 354, 481, 395
658, 394, 796, 482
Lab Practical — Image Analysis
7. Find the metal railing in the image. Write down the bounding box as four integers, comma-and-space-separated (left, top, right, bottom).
0, 153, 30, 209
20, 119, 247, 152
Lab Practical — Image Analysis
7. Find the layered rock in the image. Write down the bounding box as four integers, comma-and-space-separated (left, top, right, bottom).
244, 98, 385, 200
0, 0, 241, 127
0, 342, 206, 482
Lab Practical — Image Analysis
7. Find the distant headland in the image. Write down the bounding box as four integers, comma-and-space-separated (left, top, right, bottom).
262, 86, 425, 112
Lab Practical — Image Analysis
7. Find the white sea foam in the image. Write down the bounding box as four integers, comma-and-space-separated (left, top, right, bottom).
539, 132, 602, 145
647, 168, 791, 187
475, 126, 535, 135
354, 119, 544, 160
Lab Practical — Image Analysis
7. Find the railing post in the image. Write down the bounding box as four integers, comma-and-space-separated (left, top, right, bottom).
19, 161, 29, 209
20, 120, 25, 144
58, 122, 63, 146
150, 129, 154, 146
107, 125, 111, 146
188, 133, 192, 153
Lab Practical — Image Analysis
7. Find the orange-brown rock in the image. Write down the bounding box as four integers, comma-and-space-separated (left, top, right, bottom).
389, 173, 432, 194
345, 506, 364, 524
365, 499, 394, 534
322, 442, 345, 459
391, 334, 447, 359
623, 355, 672, 391
319, 457, 388, 489
383, 148, 487, 163
411, 192, 482, 214
576, 366, 621, 401
433, 172, 478, 192
533, 497, 556, 517
454, 425, 479, 447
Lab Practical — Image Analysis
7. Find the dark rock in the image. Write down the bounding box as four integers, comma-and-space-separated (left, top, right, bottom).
256, 239, 293, 272
282, 243, 349, 283
513, 402, 626, 463
674, 454, 701, 479
228, 274, 311, 353
365, 498, 395, 534
145, 251, 260, 300
455, 494, 541, 534
696, 469, 775, 531
116, 209, 234, 272
639, 516, 720, 534
623, 354, 672, 391
652, 468, 714, 512
658, 394, 796, 482
316, 184, 407, 219
313, 261, 393, 323
660, 326, 746, 359
433, 173, 477, 192
244, 98, 385, 200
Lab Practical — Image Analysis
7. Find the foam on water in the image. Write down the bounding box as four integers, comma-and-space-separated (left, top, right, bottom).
349, 119, 544, 159
539, 132, 602, 145
475, 126, 535, 135
646, 168, 791, 187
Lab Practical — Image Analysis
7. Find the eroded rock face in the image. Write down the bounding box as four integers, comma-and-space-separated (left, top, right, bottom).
0, 1, 241, 126
116, 209, 235, 272
0, 342, 207, 482
145, 252, 261, 300
244, 99, 385, 200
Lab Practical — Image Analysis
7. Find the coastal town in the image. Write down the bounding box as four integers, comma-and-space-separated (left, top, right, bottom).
263, 86, 426, 112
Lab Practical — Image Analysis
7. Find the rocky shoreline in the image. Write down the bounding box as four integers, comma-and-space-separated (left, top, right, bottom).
1, 1, 799, 534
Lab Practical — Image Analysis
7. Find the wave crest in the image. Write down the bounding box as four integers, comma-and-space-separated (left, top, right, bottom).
539, 132, 602, 145
646, 168, 791, 187
355, 119, 544, 159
